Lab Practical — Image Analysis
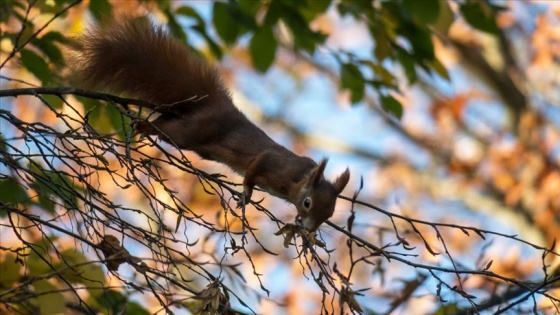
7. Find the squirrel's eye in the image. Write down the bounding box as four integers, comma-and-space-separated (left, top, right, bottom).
303, 197, 311, 209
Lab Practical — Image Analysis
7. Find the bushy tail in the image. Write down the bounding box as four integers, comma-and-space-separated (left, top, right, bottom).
69, 17, 229, 108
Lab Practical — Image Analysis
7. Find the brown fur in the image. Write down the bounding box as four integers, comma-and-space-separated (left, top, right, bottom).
70, 17, 350, 231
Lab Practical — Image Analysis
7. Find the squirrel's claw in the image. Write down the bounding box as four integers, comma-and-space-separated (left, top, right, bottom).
130, 119, 153, 139
236, 194, 247, 209
235, 193, 250, 245
130, 119, 143, 138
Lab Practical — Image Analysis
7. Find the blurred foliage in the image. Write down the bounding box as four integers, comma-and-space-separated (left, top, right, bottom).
1, 0, 505, 110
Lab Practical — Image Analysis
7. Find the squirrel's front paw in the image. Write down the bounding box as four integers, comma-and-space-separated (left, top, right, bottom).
236, 194, 246, 208
130, 120, 154, 139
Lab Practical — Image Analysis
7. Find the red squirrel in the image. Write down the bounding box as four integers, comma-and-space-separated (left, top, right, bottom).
70, 17, 350, 232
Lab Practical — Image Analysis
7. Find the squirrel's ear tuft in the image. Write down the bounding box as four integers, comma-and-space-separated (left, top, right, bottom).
332, 168, 350, 195
310, 158, 328, 187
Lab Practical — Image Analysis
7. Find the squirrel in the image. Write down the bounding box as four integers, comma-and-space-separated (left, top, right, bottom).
70, 17, 350, 232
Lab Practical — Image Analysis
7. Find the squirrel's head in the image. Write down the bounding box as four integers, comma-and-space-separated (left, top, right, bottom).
295, 159, 350, 231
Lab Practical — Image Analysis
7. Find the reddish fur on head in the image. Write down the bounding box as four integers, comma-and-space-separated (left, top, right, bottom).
295, 159, 350, 231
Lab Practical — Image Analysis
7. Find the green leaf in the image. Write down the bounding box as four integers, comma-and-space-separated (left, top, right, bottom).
79, 96, 122, 135
402, 0, 439, 24
28, 163, 81, 212
20, 49, 51, 84
34, 39, 63, 65
0, 178, 29, 208
213, 2, 240, 45
38, 194, 56, 214
297, 0, 331, 22
42, 94, 63, 110
432, 0, 454, 34
263, 0, 282, 26
249, 26, 277, 72
59, 249, 106, 285
27, 245, 57, 277
281, 7, 327, 53
30, 181, 57, 215
235, 0, 260, 31
294, 30, 325, 54
177, 2, 221, 58
77, 95, 102, 119
306, 0, 331, 14
361, 60, 397, 87
34, 1, 56, 14
396, 48, 417, 82
341, 63, 365, 103
95, 290, 127, 311
460, 2, 500, 35
429, 57, 450, 81
165, 9, 187, 42
337, 0, 372, 18
0, 0, 25, 23
239, 0, 261, 15
92, 290, 149, 314
0, 254, 21, 286
176, 5, 206, 27
34, 31, 68, 65
430, 303, 460, 315
153, 0, 171, 11
408, 27, 434, 60
196, 28, 223, 59
125, 302, 151, 315
380, 94, 403, 119
187, 6, 224, 60
38, 0, 75, 15
28, 164, 56, 208
31, 280, 66, 315
107, 103, 129, 140
52, 173, 79, 210
29, 171, 57, 214
88, 0, 112, 22
372, 27, 391, 61
54, 0, 77, 5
